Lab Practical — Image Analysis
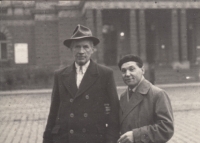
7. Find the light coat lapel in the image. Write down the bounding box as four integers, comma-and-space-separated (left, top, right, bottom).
61, 64, 78, 97
120, 91, 144, 124
75, 60, 99, 98
120, 79, 151, 124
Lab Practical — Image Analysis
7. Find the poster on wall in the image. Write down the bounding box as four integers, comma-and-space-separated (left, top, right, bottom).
14, 43, 28, 64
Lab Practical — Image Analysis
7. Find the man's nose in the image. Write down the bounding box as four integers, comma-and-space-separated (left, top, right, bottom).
125, 70, 130, 76
78, 47, 85, 53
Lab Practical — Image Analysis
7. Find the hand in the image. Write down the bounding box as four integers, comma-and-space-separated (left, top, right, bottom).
117, 131, 134, 143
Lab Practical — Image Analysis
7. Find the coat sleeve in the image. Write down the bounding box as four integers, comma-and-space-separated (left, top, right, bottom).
105, 70, 120, 143
43, 71, 60, 143
132, 90, 174, 143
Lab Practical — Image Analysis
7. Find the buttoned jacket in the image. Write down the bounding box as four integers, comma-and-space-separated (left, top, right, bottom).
43, 60, 119, 143
120, 79, 174, 143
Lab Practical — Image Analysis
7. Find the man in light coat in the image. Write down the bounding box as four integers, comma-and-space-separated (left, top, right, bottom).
117, 54, 174, 143
43, 24, 119, 143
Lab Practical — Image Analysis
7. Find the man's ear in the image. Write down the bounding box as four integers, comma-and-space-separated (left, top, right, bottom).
141, 66, 145, 74
92, 48, 97, 53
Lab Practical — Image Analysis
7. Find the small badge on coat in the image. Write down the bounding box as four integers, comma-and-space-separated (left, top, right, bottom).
104, 103, 110, 114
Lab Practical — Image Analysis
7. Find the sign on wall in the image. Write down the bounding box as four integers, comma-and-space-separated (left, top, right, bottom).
14, 43, 28, 64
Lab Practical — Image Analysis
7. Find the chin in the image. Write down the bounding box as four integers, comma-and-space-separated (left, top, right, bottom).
77, 60, 86, 65
126, 82, 136, 87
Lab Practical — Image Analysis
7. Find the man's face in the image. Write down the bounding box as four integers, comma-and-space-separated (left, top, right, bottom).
121, 61, 144, 88
71, 39, 94, 66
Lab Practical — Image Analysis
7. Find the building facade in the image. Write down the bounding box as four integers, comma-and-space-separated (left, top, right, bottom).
1, 1, 200, 72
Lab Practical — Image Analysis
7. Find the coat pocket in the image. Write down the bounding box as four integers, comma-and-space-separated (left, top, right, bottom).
51, 125, 68, 143
51, 125, 60, 134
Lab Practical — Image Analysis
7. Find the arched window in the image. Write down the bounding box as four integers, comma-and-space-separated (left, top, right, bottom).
0, 32, 7, 60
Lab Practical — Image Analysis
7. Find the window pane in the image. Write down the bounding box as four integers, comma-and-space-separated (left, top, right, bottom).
1, 43, 7, 59
14, 43, 28, 64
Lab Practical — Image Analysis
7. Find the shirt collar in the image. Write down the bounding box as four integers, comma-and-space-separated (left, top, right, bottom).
128, 76, 144, 92
75, 60, 90, 74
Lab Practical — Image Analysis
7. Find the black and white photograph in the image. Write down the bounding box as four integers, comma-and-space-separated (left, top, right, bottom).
0, 1, 200, 143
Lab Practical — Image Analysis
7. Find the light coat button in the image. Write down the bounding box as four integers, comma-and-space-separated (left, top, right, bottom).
84, 113, 88, 117
85, 95, 89, 99
82, 128, 86, 133
70, 99, 73, 102
70, 129, 74, 134
70, 113, 74, 118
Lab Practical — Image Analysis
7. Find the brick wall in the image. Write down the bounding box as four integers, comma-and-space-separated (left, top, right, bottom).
34, 20, 59, 67
8, 24, 35, 66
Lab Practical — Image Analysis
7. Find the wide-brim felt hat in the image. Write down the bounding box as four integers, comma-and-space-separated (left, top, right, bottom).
63, 24, 100, 48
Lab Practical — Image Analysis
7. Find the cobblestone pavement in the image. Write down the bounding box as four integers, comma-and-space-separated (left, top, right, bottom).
0, 85, 200, 143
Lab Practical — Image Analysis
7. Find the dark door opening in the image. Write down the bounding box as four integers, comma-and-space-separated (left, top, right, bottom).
102, 9, 130, 66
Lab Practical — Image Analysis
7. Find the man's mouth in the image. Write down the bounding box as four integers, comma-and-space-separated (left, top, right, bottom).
125, 78, 134, 82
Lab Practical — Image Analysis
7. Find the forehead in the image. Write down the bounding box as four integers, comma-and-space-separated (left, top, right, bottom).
121, 61, 138, 69
72, 39, 92, 46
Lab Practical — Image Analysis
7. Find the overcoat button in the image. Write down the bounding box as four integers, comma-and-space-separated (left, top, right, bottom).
70, 99, 73, 102
84, 113, 88, 117
85, 95, 89, 99
70, 130, 74, 134
82, 128, 86, 133
70, 113, 74, 118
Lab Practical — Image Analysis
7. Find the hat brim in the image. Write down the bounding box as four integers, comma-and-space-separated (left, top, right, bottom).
63, 36, 100, 48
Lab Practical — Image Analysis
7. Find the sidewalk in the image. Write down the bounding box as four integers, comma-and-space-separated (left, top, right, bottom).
0, 83, 200, 143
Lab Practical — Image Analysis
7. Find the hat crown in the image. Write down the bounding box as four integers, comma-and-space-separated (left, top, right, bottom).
71, 24, 93, 38
63, 24, 100, 48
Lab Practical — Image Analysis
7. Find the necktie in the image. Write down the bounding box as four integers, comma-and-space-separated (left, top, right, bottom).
79, 66, 83, 74
128, 88, 133, 99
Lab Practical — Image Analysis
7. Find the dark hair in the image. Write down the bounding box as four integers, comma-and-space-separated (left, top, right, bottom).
118, 54, 143, 70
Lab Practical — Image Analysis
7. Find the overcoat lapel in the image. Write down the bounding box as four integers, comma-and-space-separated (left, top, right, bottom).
120, 91, 144, 124
120, 79, 151, 124
61, 64, 78, 97
75, 60, 99, 98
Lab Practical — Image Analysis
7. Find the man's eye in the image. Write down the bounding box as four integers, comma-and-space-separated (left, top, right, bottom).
121, 69, 126, 73
83, 46, 89, 49
129, 67, 135, 71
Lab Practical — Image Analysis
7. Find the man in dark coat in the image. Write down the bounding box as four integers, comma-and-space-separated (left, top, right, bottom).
43, 24, 120, 143
117, 55, 174, 143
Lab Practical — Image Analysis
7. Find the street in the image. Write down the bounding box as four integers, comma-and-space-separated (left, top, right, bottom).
0, 85, 200, 143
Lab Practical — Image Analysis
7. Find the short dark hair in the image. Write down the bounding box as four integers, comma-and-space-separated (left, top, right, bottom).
118, 54, 143, 70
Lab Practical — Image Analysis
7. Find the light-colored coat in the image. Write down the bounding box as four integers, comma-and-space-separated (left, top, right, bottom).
120, 79, 174, 143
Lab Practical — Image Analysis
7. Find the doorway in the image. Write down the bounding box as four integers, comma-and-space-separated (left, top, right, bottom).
145, 9, 171, 65
102, 9, 130, 66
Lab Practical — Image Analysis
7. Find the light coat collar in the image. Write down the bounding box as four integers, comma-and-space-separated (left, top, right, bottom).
120, 79, 151, 124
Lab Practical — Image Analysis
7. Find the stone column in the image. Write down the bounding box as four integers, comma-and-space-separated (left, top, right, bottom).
85, 9, 97, 62
138, 9, 146, 62
96, 10, 104, 64
130, 10, 138, 55
171, 9, 180, 68
180, 9, 189, 68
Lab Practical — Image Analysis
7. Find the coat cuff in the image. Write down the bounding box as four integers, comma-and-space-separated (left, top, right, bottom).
132, 127, 150, 143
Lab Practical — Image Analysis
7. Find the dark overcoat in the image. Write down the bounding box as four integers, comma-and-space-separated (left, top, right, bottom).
120, 79, 174, 143
43, 60, 119, 143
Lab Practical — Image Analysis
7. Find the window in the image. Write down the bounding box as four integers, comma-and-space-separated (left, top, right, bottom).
0, 32, 7, 60
14, 43, 28, 64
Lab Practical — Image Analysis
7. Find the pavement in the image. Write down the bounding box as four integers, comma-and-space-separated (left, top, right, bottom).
0, 82, 200, 143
